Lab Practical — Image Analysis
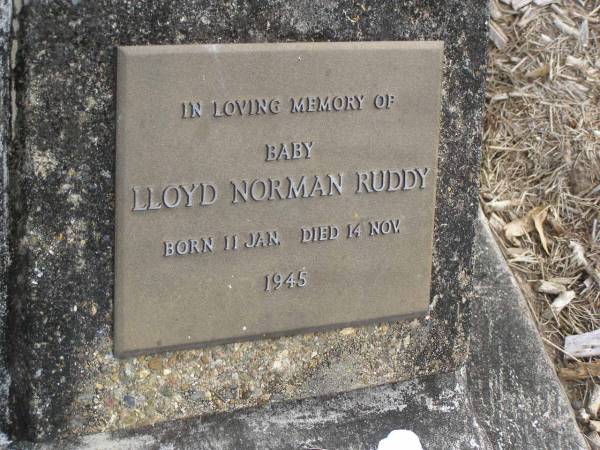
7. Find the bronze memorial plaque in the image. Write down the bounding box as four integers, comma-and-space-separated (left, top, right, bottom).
115, 42, 443, 356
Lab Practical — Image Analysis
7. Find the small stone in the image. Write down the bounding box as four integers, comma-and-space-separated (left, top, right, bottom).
191, 389, 211, 402
84, 96, 96, 109
148, 357, 163, 371
222, 384, 239, 400
123, 364, 134, 379
403, 334, 411, 348
122, 414, 137, 427
76, 390, 95, 405
161, 386, 173, 398
340, 327, 356, 336
167, 355, 178, 367
123, 394, 136, 408
240, 384, 251, 400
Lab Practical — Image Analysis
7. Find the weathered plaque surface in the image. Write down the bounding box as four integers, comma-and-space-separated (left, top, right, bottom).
115, 42, 442, 356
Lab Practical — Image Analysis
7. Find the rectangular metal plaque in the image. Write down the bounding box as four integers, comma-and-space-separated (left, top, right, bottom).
115, 42, 443, 356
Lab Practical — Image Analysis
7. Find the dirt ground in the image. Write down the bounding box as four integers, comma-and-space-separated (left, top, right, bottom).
484, 0, 600, 445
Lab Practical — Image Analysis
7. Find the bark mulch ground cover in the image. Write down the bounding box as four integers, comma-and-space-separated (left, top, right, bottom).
484, 0, 600, 445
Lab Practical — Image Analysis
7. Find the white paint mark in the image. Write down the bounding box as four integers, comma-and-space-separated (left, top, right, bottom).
0, 433, 11, 447
79, 432, 156, 449
377, 430, 423, 450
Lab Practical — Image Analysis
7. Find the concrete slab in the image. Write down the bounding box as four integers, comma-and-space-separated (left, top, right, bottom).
12, 213, 585, 449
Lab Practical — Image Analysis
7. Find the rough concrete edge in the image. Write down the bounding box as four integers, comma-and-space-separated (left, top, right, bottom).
0, 0, 12, 441
468, 208, 587, 449
13, 368, 494, 450
475, 206, 578, 404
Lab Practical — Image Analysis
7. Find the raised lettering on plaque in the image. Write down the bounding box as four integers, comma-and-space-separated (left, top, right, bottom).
115, 42, 443, 356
